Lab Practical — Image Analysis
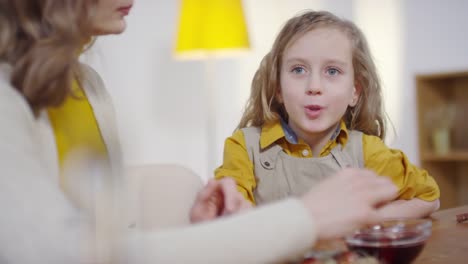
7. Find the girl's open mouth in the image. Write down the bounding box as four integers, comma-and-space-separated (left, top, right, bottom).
305, 105, 323, 119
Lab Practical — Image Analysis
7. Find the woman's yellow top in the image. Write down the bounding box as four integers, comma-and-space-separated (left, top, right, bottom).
47, 81, 107, 188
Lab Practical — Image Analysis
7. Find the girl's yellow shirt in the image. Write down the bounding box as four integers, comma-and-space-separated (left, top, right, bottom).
215, 120, 440, 204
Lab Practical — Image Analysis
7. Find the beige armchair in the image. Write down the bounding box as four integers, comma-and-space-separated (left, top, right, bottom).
126, 164, 203, 230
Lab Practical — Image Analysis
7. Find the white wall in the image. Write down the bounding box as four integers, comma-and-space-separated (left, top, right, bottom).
353, 0, 404, 147
399, 0, 468, 163
83, 0, 468, 180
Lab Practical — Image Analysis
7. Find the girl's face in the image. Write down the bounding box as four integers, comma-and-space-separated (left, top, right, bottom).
92, 0, 134, 35
278, 27, 359, 144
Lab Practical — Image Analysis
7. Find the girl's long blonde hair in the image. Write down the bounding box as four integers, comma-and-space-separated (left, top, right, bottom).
0, 0, 96, 114
238, 10, 387, 139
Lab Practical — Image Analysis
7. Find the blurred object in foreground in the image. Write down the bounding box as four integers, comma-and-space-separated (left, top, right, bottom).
61, 148, 125, 263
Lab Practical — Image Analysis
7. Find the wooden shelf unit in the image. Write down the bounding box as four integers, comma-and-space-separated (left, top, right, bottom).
421, 151, 468, 162
416, 71, 468, 209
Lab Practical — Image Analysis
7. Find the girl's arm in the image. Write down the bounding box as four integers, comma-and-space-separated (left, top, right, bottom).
363, 135, 440, 216
214, 129, 257, 204
378, 198, 440, 218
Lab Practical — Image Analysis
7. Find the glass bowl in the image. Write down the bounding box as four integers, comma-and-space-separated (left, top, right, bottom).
345, 219, 432, 264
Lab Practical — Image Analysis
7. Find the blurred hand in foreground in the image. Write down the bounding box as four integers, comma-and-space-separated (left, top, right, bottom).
190, 178, 252, 223
301, 168, 398, 240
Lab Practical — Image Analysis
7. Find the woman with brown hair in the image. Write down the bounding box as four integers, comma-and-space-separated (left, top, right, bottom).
0, 0, 134, 262
0, 1, 398, 263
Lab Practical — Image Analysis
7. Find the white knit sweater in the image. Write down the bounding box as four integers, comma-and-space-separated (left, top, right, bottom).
0, 63, 316, 264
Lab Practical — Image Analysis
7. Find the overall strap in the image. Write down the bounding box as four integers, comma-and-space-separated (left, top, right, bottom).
347, 130, 364, 168
241, 127, 283, 171
241, 126, 262, 163
330, 130, 364, 169
330, 146, 351, 168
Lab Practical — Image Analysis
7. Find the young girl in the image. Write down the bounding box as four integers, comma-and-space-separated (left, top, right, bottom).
215, 10, 440, 218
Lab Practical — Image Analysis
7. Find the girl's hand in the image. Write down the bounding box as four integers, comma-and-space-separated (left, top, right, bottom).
189, 178, 252, 223
376, 198, 440, 219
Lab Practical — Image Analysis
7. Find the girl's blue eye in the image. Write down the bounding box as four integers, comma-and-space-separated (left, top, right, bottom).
292, 66, 306, 74
327, 68, 340, 76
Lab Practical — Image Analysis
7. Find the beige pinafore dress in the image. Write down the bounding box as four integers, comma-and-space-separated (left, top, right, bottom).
241, 127, 364, 205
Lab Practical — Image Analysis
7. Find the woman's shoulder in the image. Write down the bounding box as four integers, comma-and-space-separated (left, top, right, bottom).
0, 63, 43, 154
0, 63, 13, 94
79, 63, 100, 78
1, 63, 19, 99
78, 63, 105, 88
78, 63, 112, 102
0, 63, 35, 120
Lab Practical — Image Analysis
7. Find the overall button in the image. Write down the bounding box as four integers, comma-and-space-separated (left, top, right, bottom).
260, 158, 274, 170
302, 149, 309, 157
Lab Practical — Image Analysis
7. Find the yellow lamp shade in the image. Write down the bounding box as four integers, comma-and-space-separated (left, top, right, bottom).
175, 0, 250, 57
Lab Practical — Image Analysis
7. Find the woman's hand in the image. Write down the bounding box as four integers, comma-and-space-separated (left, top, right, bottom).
301, 168, 398, 240
189, 178, 252, 223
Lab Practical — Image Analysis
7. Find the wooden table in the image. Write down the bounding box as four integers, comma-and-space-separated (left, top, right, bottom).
304, 205, 468, 263
414, 205, 468, 263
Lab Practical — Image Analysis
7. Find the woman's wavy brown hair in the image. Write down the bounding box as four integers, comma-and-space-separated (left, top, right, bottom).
237, 10, 388, 139
0, 0, 96, 114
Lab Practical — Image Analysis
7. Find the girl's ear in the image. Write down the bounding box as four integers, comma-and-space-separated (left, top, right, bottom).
350, 82, 362, 107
